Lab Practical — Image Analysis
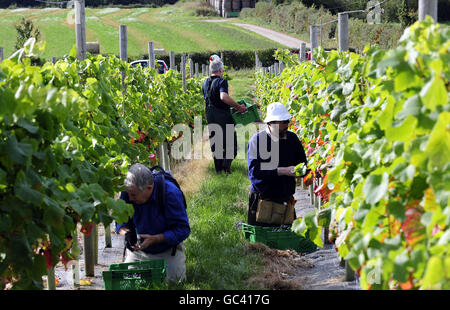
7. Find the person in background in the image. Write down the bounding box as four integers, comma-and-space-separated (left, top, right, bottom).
116, 164, 190, 283
247, 102, 308, 226
202, 58, 247, 174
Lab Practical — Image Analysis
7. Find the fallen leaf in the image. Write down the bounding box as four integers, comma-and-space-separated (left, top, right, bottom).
80, 279, 93, 286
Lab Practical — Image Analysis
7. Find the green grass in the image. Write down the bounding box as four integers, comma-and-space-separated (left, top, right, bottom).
227, 68, 257, 105
0, 3, 286, 60
183, 160, 257, 289
159, 122, 261, 290
163, 158, 263, 290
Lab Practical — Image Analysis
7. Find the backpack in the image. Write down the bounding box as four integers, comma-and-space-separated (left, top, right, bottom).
150, 165, 187, 213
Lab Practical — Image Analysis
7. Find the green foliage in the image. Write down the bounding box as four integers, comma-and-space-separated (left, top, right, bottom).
192, 2, 219, 17
241, 1, 405, 50
256, 18, 450, 290
133, 48, 282, 71
398, 0, 417, 28
14, 18, 40, 51
0, 39, 205, 289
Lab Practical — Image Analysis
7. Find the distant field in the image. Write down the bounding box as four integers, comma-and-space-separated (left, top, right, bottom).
0, 3, 285, 60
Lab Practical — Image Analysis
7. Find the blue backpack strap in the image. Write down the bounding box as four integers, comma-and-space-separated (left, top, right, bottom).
149, 165, 186, 256
149, 165, 166, 214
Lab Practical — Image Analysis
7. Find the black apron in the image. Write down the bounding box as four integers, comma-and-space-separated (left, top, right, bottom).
204, 79, 237, 173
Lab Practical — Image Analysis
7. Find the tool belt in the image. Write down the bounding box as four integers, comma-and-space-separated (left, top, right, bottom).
255, 196, 296, 225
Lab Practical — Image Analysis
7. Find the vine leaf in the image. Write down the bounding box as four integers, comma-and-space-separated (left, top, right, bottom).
363, 172, 389, 204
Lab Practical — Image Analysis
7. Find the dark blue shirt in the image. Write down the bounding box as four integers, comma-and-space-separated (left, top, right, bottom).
247, 129, 307, 201
202, 76, 229, 111
116, 178, 190, 254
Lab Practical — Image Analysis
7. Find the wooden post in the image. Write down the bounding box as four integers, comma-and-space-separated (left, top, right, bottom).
119, 24, 127, 116
202, 64, 206, 76
119, 25, 127, 62
195, 63, 199, 78
148, 41, 155, 69
72, 231, 80, 287
94, 224, 98, 264
189, 59, 194, 78
299, 42, 306, 63
220, 52, 224, 63
47, 267, 56, 290
75, 0, 87, 61
169, 51, 175, 70
345, 260, 355, 281
338, 13, 349, 52
76, 0, 95, 278
163, 142, 170, 171
83, 227, 95, 277
104, 223, 112, 248
0, 47, 3, 62
181, 55, 187, 93
309, 183, 314, 206
419, 0, 438, 22
310, 25, 318, 61
255, 51, 259, 69
319, 17, 322, 48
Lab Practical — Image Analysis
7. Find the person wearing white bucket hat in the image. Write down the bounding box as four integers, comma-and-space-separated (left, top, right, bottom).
246, 102, 308, 227
202, 58, 247, 174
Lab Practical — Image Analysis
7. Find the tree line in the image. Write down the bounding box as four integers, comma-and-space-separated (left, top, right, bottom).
0, 0, 177, 9
276, 0, 449, 23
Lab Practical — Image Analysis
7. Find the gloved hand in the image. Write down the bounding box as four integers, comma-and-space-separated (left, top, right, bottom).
124, 230, 138, 252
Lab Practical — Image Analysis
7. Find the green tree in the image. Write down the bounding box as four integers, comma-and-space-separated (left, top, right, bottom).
397, 0, 416, 27
14, 18, 41, 51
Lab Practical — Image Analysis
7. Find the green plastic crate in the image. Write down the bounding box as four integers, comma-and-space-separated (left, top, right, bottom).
232, 99, 261, 126
241, 223, 317, 253
102, 259, 166, 290
226, 11, 240, 18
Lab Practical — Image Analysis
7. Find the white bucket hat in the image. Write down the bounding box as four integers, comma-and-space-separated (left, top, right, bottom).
264, 102, 292, 123
209, 54, 221, 63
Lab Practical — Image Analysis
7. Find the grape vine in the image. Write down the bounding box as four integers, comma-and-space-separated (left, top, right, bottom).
0, 40, 205, 289
255, 18, 449, 289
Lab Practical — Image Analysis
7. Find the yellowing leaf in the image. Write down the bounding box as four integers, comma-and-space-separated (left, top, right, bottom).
80, 279, 93, 286
425, 112, 450, 169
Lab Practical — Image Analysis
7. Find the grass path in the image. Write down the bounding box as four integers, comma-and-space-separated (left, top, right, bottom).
167, 131, 263, 289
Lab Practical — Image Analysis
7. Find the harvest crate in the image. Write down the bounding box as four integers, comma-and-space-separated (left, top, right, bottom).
232, 99, 261, 126
102, 259, 166, 290
241, 223, 317, 253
